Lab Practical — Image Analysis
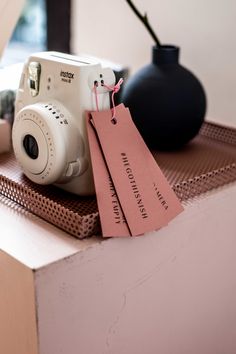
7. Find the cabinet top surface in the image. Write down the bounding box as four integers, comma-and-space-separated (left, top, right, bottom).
1, 182, 236, 270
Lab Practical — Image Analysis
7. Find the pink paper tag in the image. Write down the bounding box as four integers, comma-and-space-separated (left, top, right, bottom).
90, 104, 183, 236
86, 113, 131, 237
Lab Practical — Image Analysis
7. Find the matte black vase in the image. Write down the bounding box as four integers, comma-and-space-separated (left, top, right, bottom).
121, 45, 207, 150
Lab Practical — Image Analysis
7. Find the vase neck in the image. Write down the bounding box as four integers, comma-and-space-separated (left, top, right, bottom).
152, 45, 179, 65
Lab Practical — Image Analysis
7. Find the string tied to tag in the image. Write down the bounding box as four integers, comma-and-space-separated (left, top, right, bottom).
93, 78, 124, 124
93, 81, 99, 113
103, 78, 124, 124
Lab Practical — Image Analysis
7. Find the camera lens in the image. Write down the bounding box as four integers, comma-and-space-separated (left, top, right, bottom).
23, 134, 39, 160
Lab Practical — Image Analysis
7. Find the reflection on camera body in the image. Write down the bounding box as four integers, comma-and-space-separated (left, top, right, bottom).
12, 51, 115, 195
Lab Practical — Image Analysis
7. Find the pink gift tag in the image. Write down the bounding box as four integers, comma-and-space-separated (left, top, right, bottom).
90, 104, 183, 236
86, 113, 131, 237
117, 106, 184, 222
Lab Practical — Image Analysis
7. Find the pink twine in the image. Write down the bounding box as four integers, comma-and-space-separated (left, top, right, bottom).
93, 78, 124, 122
93, 82, 99, 112
103, 78, 124, 122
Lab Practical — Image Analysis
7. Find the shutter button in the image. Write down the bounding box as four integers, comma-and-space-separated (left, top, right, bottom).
65, 158, 88, 177
65, 160, 81, 177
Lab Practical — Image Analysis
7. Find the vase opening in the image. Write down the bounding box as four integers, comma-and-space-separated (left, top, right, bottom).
152, 45, 179, 65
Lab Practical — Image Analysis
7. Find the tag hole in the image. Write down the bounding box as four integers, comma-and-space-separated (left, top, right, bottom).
111, 117, 117, 125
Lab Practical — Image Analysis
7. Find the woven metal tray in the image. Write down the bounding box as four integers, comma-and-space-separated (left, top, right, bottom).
0, 121, 236, 238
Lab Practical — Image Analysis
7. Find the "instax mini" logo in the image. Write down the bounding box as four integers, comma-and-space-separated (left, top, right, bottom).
60, 70, 75, 83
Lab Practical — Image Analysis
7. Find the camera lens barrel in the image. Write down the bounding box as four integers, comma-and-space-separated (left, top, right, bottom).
12, 101, 85, 185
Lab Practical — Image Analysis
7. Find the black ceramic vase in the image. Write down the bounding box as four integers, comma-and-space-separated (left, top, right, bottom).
121, 45, 207, 150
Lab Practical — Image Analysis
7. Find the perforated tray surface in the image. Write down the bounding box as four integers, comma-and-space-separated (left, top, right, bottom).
0, 122, 236, 238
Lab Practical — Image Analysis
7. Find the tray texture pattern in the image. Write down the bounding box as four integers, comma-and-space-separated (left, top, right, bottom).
0, 122, 236, 238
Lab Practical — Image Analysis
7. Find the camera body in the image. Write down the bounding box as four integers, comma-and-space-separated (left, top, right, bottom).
12, 51, 115, 195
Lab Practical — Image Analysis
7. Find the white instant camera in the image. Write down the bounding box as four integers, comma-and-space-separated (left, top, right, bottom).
12, 51, 115, 195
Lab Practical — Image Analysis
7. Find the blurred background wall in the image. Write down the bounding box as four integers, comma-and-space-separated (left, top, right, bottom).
71, 0, 236, 127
